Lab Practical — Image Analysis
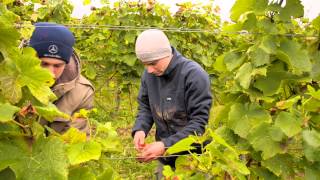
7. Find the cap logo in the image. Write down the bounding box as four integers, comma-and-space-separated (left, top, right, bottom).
48, 44, 59, 54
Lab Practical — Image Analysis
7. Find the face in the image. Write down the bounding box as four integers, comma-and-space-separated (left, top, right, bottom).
142, 55, 172, 76
40, 57, 66, 80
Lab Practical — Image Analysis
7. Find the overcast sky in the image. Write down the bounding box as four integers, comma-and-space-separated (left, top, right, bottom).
70, 0, 320, 21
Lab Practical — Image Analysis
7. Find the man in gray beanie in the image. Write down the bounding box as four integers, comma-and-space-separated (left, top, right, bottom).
132, 29, 212, 178
30, 22, 94, 136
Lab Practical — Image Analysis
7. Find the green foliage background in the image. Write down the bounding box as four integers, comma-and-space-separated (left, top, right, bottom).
1, 0, 320, 179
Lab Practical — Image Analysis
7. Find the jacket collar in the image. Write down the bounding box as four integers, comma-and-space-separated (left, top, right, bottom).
162, 47, 181, 77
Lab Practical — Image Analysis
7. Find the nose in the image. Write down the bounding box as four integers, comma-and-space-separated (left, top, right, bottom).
47, 65, 55, 74
46, 66, 57, 79
147, 66, 155, 74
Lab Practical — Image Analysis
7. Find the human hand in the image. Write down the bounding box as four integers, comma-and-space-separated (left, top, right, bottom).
133, 130, 146, 152
137, 141, 165, 162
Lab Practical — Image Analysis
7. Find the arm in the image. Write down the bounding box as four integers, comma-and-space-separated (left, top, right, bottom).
131, 74, 154, 138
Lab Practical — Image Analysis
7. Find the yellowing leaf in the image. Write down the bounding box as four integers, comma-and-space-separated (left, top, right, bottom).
61, 128, 86, 144
276, 96, 301, 110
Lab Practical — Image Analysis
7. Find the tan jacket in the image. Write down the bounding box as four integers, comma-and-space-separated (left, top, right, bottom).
45, 52, 94, 135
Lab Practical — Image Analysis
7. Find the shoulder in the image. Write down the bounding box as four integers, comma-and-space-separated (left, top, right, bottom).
181, 59, 208, 79
77, 75, 95, 92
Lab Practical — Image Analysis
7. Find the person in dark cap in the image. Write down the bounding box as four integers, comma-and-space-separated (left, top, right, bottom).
131, 29, 212, 178
30, 22, 94, 136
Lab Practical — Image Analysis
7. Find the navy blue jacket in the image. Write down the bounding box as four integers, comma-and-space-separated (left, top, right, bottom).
132, 47, 212, 163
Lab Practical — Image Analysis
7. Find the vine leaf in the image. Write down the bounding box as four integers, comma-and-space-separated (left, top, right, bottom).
247, 123, 283, 159
67, 141, 102, 165
0, 137, 68, 180
228, 103, 271, 138
230, 0, 268, 22
0, 48, 56, 104
274, 111, 302, 137
277, 40, 311, 74
0, 103, 20, 122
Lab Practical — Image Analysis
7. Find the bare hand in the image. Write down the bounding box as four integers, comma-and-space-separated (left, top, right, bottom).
137, 141, 165, 162
133, 130, 146, 152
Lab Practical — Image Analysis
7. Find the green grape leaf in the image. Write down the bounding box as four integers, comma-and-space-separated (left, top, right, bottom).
268, 126, 284, 142
303, 97, 320, 112
228, 103, 272, 138
277, 0, 304, 21
0, 137, 68, 180
84, 65, 97, 80
239, 11, 257, 31
0, 123, 23, 137
0, 48, 56, 104
0, 8, 20, 56
0, 137, 28, 171
124, 33, 136, 44
1, 0, 15, 5
67, 141, 102, 165
248, 45, 270, 67
224, 51, 244, 72
166, 136, 196, 155
235, 62, 253, 89
0, 168, 15, 180
96, 164, 120, 180
209, 130, 236, 153
262, 154, 294, 177
69, 167, 95, 180
305, 164, 320, 180
257, 18, 278, 34
12, 137, 68, 180
302, 130, 320, 148
275, 112, 302, 137
213, 54, 227, 72
222, 23, 243, 33
17, 48, 56, 104
260, 36, 277, 54
306, 85, 320, 100
35, 103, 70, 122
312, 15, 320, 30
304, 143, 320, 162
277, 40, 311, 73
122, 54, 136, 67
251, 167, 280, 180
230, 0, 268, 22
95, 128, 121, 153
254, 71, 287, 96
247, 123, 282, 159
0, 103, 19, 122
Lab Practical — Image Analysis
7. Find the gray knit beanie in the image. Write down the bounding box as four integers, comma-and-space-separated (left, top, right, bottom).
135, 29, 172, 62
